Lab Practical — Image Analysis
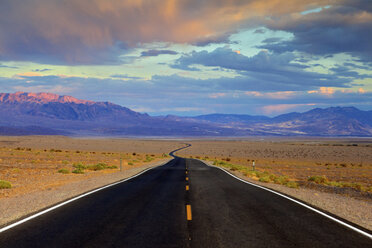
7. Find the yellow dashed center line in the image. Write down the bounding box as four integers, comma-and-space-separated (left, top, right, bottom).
186, 171, 188, 174
186, 205, 192, 220
186, 185, 189, 191
186, 177, 189, 181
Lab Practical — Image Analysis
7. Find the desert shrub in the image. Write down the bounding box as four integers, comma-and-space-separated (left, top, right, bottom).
144, 156, 154, 162
58, 168, 70, 174
132, 152, 136, 156
308, 175, 328, 184
73, 162, 86, 169
274, 176, 289, 185
350, 183, 362, 191
213, 159, 300, 189
0, 180, 12, 189
72, 168, 84, 174
128, 162, 134, 165
339, 163, 347, 167
285, 181, 299, 188
259, 176, 270, 183
87, 163, 107, 171
107, 165, 118, 169
327, 181, 342, 187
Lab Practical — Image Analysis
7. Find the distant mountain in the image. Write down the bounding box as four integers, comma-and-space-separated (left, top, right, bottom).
193, 114, 270, 125
0, 92, 237, 136
265, 107, 372, 136
0, 92, 146, 122
0, 92, 371, 136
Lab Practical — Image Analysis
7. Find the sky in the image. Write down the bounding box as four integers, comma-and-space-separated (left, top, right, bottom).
0, 0, 371, 116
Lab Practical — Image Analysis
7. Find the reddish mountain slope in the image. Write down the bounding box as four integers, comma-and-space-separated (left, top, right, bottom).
0, 92, 371, 136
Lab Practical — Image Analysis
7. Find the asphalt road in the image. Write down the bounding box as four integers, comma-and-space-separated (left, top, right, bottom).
0, 148, 371, 247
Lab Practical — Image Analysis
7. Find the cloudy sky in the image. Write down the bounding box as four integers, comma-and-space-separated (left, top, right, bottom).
0, 0, 371, 116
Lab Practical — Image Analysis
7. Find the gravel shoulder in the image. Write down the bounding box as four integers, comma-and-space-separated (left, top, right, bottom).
201, 159, 372, 231
0, 158, 171, 228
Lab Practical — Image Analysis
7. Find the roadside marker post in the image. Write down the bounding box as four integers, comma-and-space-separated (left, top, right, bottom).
120, 158, 122, 172
252, 160, 255, 171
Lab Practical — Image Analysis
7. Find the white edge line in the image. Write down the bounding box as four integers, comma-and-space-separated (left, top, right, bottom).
200, 160, 372, 240
0, 160, 171, 233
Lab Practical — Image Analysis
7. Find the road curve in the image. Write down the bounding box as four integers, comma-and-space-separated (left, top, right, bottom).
0, 145, 371, 247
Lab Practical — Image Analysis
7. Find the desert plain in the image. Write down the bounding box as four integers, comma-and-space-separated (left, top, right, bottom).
0, 136, 371, 229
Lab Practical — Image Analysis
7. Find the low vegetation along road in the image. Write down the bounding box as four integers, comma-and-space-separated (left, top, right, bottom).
0, 145, 371, 247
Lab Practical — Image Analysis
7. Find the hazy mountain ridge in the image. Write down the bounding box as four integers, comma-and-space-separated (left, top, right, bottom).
0, 92, 371, 136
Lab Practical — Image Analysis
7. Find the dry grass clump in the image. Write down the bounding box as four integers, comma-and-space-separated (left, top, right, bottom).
212, 160, 299, 188
69, 162, 118, 174
307, 175, 371, 192
57, 168, 70, 174
0, 180, 12, 189
211, 158, 372, 192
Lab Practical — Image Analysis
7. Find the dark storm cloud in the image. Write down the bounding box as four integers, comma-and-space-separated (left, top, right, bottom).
0, 64, 18, 69
329, 65, 370, 79
140, 50, 178, 57
171, 47, 355, 89
110, 74, 143, 80
253, 29, 266, 34
32, 68, 51, 72
192, 33, 239, 47
262, 37, 282, 43
261, 1, 372, 62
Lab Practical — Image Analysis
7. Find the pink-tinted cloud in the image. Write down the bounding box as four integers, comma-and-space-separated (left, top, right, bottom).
13, 72, 43, 79
307, 87, 335, 96
261, 103, 316, 115
358, 88, 366, 94
245, 91, 297, 99
209, 93, 226, 99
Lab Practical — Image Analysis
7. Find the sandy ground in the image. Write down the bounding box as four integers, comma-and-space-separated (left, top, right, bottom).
0, 136, 185, 153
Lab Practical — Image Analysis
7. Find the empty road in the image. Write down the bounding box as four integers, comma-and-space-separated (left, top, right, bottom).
0, 147, 371, 247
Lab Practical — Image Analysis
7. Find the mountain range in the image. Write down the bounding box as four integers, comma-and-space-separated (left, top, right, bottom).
0, 92, 371, 136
